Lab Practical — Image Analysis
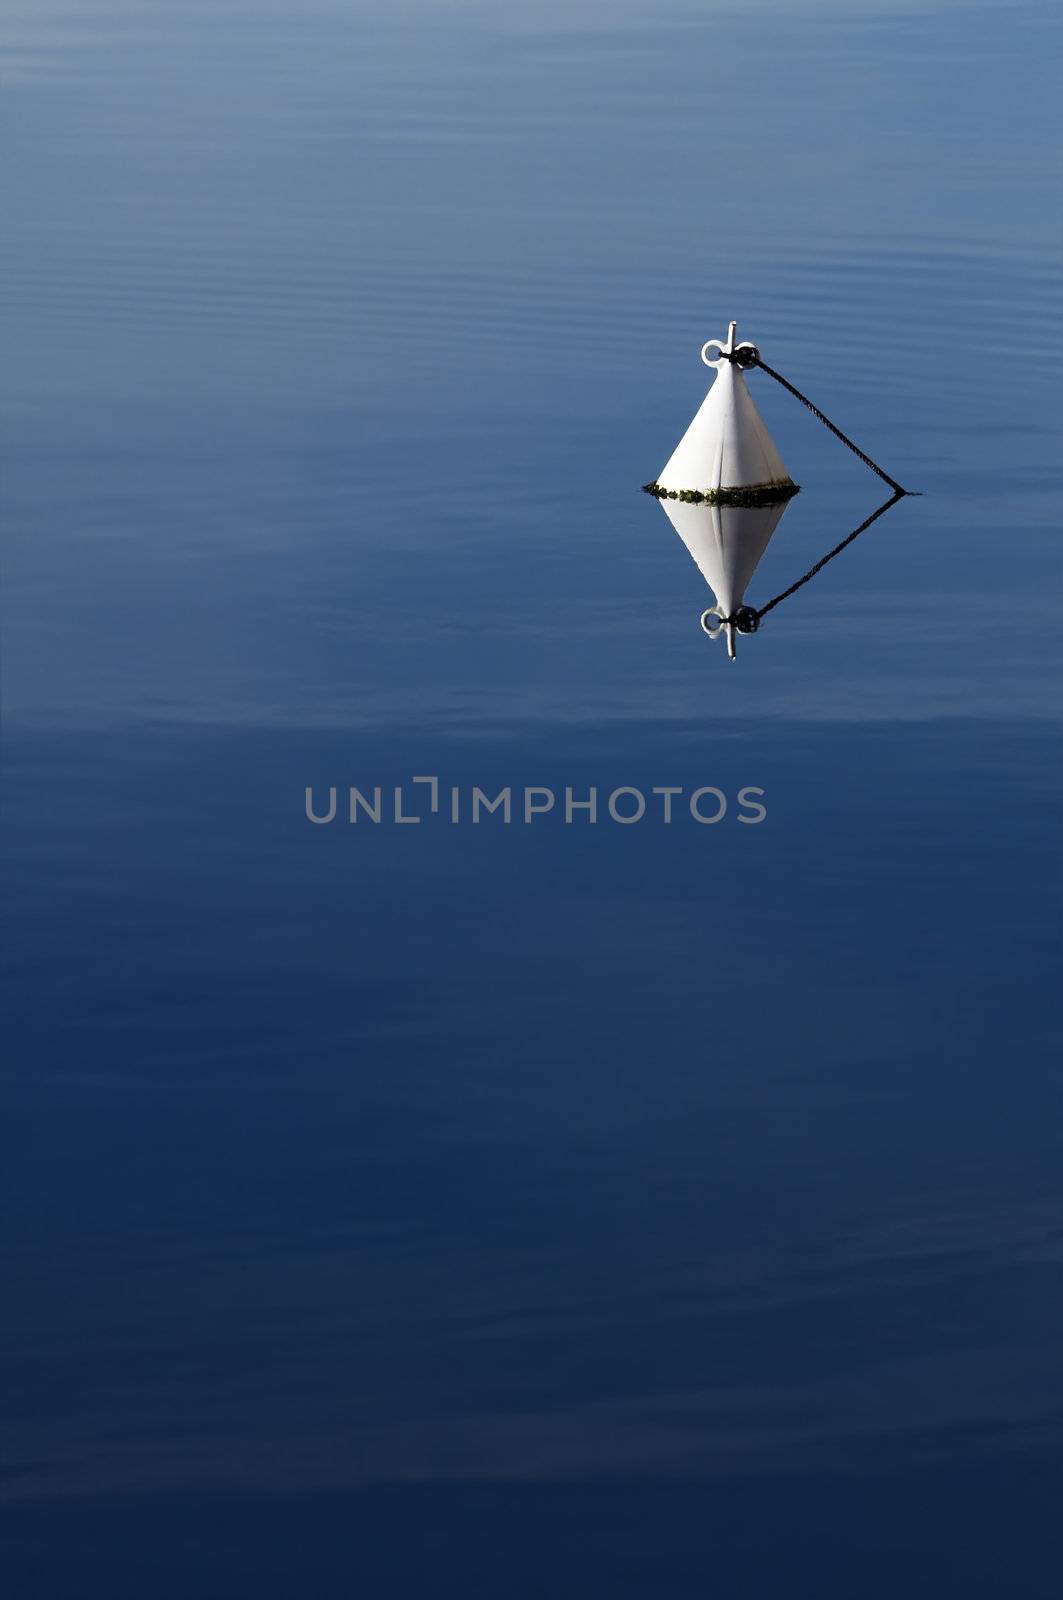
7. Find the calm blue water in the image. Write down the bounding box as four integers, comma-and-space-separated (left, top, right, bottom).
3, 1, 1062, 1593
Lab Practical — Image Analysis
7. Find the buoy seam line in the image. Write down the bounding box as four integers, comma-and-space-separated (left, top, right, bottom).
720, 348, 909, 496
753, 488, 907, 621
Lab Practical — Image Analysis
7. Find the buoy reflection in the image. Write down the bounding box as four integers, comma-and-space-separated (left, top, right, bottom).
653, 489, 906, 660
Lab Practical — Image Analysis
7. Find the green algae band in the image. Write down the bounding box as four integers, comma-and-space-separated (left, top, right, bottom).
642, 481, 800, 507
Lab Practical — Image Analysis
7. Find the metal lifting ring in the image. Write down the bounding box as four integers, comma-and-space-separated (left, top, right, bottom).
701, 339, 760, 370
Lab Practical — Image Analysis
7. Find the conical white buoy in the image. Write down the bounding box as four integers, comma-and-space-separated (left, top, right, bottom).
656, 494, 793, 659
655, 321, 795, 500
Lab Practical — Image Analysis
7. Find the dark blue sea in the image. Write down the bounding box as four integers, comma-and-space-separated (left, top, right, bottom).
3, 1, 1062, 1593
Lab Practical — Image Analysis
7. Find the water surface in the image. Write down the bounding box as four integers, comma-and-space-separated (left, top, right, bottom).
2, 1, 1062, 1593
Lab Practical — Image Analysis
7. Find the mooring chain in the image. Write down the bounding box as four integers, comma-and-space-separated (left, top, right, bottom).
718, 342, 907, 495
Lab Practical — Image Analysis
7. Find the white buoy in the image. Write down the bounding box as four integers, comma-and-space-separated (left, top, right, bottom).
655, 494, 793, 659
655, 321, 795, 500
